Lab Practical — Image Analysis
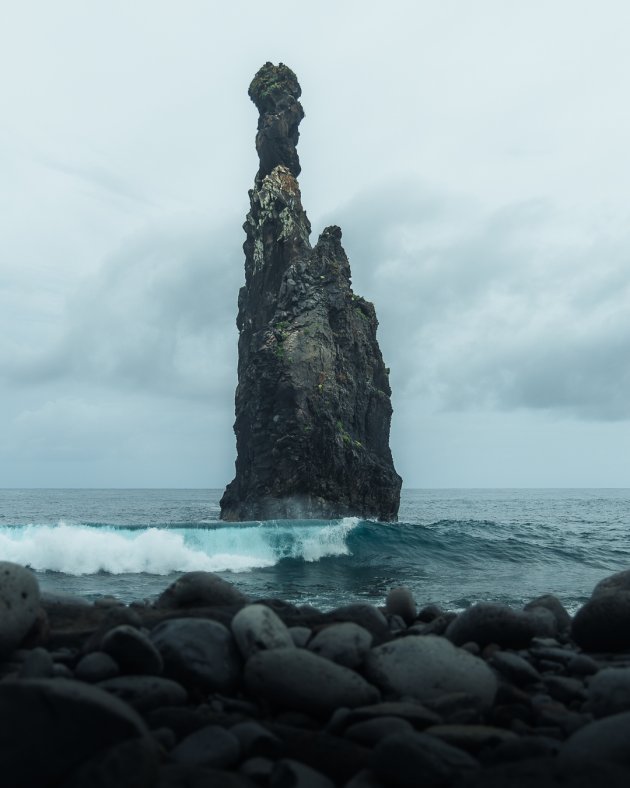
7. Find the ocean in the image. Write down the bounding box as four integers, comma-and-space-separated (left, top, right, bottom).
0, 488, 628, 613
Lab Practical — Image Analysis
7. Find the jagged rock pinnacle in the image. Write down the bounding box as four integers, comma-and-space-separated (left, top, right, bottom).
220, 64, 402, 522
249, 62, 304, 185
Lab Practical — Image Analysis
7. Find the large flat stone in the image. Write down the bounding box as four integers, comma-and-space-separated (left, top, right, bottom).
0, 562, 40, 658
0, 678, 150, 787
151, 617, 241, 692
245, 647, 379, 716
364, 635, 497, 709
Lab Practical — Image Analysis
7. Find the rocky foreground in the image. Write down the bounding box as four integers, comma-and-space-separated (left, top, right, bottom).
4, 563, 630, 786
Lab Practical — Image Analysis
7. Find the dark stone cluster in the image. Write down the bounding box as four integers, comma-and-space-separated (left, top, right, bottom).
221, 64, 401, 521
5, 561, 630, 785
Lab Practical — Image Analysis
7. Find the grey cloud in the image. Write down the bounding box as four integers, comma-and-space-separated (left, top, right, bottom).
39, 155, 158, 208
7, 215, 243, 405
331, 179, 630, 421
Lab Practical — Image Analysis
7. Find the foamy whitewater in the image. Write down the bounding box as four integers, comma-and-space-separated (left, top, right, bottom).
0, 488, 628, 610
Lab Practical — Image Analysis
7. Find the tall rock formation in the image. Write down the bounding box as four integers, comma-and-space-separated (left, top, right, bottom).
220, 63, 401, 521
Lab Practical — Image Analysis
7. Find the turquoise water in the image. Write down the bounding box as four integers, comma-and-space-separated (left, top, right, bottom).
0, 488, 628, 612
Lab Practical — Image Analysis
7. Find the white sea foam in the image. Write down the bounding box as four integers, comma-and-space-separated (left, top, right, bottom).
0, 517, 360, 576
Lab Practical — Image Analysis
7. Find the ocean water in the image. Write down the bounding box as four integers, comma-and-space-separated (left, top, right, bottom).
0, 488, 628, 613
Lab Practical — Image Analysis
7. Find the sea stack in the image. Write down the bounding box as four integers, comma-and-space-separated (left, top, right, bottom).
220, 63, 402, 521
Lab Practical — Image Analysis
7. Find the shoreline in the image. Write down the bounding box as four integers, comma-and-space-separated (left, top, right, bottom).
3, 563, 630, 786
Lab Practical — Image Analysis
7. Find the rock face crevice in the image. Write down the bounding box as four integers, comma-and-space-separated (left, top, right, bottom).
220, 62, 401, 521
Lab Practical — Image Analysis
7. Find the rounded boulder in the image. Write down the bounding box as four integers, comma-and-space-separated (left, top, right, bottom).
571, 592, 630, 651
364, 634, 497, 709
154, 571, 248, 609
101, 624, 163, 675
445, 602, 555, 648
308, 622, 372, 668
0, 679, 150, 787
245, 647, 379, 716
150, 617, 241, 692
586, 668, 630, 718
0, 562, 40, 658
231, 603, 294, 659
385, 587, 416, 625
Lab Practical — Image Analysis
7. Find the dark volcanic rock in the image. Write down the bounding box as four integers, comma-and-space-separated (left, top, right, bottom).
220, 62, 401, 522
151, 618, 241, 692
0, 561, 40, 658
369, 730, 478, 787
446, 602, 555, 649
244, 647, 379, 716
571, 591, 630, 651
154, 571, 248, 609
364, 635, 497, 709
0, 678, 150, 787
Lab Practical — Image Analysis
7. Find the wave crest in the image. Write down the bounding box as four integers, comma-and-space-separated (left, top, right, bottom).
0, 517, 361, 576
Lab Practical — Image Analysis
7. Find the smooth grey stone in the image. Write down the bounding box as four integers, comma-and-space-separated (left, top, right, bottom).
0, 678, 149, 787
40, 590, 90, 608
344, 769, 385, 788
572, 592, 630, 652
289, 626, 312, 647
308, 622, 373, 668
230, 720, 282, 757
97, 675, 187, 712
417, 604, 443, 623
151, 726, 177, 750
154, 571, 248, 609
424, 692, 483, 725
75, 651, 120, 682
245, 647, 379, 716
144, 706, 208, 740
270, 759, 335, 788
364, 635, 497, 709
490, 651, 542, 685
158, 763, 255, 787
446, 603, 555, 649
388, 614, 407, 633
488, 735, 561, 764
530, 645, 576, 664
568, 654, 599, 677
101, 624, 164, 675
172, 724, 240, 769
53, 663, 73, 678
151, 617, 241, 692
17, 647, 54, 679
543, 675, 586, 704
369, 731, 478, 788
559, 710, 630, 767
587, 668, 630, 717
464, 757, 630, 788
524, 594, 572, 634
592, 568, 630, 597
343, 701, 441, 730
62, 737, 159, 788
424, 724, 517, 753
0, 562, 40, 658
324, 604, 390, 645
231, 603, 294, 659
240, 756, 275, 782
94, 595, 125, 608
344, 716, 413, 745
420, 613, 457, 636
385, 587, 416, 625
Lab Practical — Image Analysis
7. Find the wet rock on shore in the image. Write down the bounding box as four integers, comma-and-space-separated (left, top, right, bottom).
3, 565, 630, 786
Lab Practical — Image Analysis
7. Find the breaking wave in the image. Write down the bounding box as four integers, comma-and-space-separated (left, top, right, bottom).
0, 518, 360, 576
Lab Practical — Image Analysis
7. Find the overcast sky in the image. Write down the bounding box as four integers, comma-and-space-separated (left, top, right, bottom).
2, 0, 630, 488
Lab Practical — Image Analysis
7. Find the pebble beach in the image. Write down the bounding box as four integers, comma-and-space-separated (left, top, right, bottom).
4, 562, 630, 786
